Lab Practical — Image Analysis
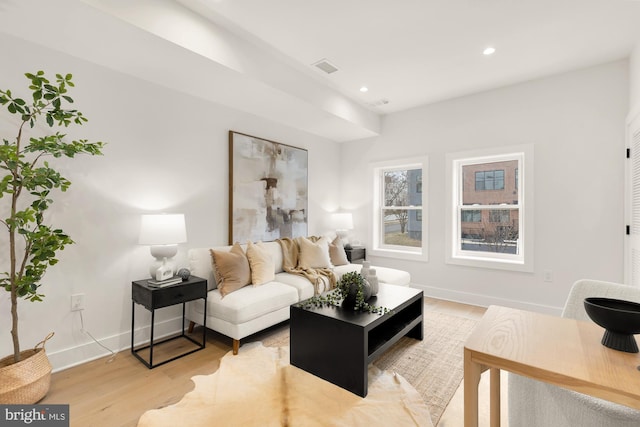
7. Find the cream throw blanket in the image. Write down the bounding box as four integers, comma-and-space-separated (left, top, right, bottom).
137, 343, 433, 427
277, 237, 336, 295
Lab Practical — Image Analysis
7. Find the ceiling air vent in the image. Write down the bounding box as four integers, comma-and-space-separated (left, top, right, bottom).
368, 98, 390, 107
312, 59, 339, 74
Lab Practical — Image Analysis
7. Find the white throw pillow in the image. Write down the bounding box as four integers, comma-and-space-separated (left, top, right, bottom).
297, 236, 333, 269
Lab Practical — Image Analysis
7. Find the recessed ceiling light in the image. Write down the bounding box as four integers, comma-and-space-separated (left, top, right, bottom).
483, 47, 496, 56
360, 86, 369, 93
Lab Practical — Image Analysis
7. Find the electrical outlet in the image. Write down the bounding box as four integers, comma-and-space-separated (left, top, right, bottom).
543, 270, 553, 283
71, 293, 85, 311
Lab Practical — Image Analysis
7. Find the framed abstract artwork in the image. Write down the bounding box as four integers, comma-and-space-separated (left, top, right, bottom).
229, 131, 308, 244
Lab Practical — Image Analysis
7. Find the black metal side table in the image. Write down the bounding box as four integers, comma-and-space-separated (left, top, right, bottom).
131, 275, 207, 368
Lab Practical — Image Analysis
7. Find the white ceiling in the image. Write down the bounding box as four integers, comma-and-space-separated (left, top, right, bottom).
2, 1, 640, 141
180, 0, 640, 114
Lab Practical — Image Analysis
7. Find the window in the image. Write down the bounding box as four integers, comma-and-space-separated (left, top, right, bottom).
446, 145, 533, 272
461, 210, 481, 223
475, 170, 504, 191
371, 157, 428, 261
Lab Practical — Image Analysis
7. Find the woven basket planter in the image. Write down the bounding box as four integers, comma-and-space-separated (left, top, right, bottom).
0, 334, 53, 404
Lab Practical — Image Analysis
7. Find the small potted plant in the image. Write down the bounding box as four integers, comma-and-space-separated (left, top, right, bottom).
0, 71, 104, 403
298, 272, 388, 315
338, 271, 372, 310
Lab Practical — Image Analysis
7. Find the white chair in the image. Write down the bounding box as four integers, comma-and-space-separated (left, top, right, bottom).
508, 279, 640, 427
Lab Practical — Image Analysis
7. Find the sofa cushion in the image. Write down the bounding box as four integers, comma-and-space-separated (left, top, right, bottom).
329, 237, 349, 266
246, 241, 276, 286
189, 248, 219, 290
210, 243, 251, 297
274, 272, 316, 301
205, 282, 298, 324
373, 266, 411, 286
298, 236, 333, 269
333, 264, 411, 286
260, 241, 285, 274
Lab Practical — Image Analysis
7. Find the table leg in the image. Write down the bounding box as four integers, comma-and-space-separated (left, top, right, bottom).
490, 368, 501, 427
464, 348, 482, 427
149, 308, 155, 368
130, 302, 135, 355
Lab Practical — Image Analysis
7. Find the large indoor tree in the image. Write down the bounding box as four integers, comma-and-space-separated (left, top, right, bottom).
0, 71, 104, 363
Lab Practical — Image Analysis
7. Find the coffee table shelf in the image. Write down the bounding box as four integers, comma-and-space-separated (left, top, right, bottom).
290, 284, 423, 397
368, 309, 423, 361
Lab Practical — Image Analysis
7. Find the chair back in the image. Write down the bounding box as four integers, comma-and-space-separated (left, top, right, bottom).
561, 279, 640, 321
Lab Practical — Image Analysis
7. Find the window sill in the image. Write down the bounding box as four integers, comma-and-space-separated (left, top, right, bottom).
370, 248, 428, 263
446, 254, 532, 273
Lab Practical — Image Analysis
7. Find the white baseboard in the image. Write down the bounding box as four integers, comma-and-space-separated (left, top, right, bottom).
411, 283, 562, 316
48, 316, 185, 372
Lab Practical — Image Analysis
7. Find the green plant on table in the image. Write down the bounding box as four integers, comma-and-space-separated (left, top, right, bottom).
297, 271, 389, 315
0, 71, 105, 363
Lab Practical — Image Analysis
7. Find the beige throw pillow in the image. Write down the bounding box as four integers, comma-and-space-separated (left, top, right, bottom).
329, 236, 350, 266
246, 241, 275, 286
210, 243, 251, 297
297, 236, 333, 269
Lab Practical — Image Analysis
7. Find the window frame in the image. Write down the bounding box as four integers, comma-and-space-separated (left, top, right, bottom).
445, 145, 534, 272
371, 156, 428, 262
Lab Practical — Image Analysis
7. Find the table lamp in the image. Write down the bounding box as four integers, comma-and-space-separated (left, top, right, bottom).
139, 213, 187, 279
332, 212, 353, 243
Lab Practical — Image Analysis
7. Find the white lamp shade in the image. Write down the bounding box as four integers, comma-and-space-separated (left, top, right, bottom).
332, 212, 353, 230
139, 214, 187, 245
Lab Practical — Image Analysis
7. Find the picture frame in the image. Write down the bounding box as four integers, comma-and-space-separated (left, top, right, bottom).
229, 131, 308, 244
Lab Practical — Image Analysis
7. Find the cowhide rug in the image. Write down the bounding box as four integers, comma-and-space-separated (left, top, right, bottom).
137, 342, 432, 427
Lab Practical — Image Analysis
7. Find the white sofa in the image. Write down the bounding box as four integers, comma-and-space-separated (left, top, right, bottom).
185, 240, 410, 354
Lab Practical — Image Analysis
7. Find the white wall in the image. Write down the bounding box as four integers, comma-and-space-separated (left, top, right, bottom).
629, 43, 640, 109
0, 34, 342, 370
341, 60, 629, 314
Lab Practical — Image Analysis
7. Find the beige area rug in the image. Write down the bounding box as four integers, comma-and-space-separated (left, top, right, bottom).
262, 310, 478, 426
137, 342, 432, 427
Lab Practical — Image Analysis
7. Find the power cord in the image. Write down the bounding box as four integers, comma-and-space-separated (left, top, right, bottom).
79, 309, 117, 363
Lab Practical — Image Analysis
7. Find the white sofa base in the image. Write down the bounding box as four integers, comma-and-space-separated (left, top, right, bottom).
188, 302, 291, 354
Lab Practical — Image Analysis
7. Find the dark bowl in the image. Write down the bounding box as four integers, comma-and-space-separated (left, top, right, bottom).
584, 297, 640, 353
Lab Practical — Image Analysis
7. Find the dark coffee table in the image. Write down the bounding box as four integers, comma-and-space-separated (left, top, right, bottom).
290, 283, 423, 397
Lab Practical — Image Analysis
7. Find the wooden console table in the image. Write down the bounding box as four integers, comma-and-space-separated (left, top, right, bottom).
464, 305, 640, 427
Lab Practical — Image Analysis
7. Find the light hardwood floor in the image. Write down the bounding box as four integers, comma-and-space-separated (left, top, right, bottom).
41, 297, 491, 427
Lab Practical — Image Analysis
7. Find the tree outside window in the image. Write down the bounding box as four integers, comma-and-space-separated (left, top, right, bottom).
382, 168, 422, 247
372, 157, 427, 261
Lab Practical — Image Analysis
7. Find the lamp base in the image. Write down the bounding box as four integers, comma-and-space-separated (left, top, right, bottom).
336, 229, 350, 245
148, 245, 178, 279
